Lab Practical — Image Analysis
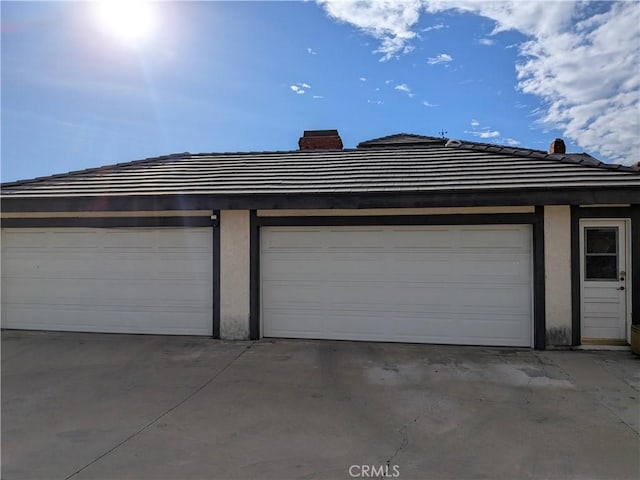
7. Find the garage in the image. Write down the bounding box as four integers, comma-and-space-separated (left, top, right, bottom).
1, 227, 213, 335
261, 225, 533, 347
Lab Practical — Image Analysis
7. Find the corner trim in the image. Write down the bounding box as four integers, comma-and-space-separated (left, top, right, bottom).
632, 205, 640, 326
249, 210, 260, 340
212, 210, 221, 339
570, 206, 581, 346
533, 206, 546, 350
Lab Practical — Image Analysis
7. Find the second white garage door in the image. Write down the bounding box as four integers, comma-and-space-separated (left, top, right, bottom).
1, 227, 213, 335
261, 225, 533, 346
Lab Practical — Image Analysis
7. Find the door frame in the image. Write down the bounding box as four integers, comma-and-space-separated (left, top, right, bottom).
250, 209, 547, 349
259, 223, 535, 347
1, 214, 220, 338
571, 206, 639, 346
579, 218, 631, 343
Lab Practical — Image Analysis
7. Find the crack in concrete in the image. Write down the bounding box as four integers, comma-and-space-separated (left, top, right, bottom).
64, 343, 254, 480
386, 417, 417, 466
523, 376, 534, 405
522, 352, 550, 406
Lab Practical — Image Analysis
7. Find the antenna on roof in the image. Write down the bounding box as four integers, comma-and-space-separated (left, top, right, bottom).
439, 129, 448, 139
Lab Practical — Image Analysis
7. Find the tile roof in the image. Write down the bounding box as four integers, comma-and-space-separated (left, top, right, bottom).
2, 134, 639, 198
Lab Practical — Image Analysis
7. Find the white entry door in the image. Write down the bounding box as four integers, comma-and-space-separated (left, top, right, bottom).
261, 225, 533, 347
580, 220, 630, 343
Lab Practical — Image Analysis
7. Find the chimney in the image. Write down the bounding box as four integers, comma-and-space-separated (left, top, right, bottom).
298, 130, 343, 150
549, 138, 566, 154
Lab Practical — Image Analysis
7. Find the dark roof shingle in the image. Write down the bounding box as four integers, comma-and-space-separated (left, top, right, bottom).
2, 134, 639, 198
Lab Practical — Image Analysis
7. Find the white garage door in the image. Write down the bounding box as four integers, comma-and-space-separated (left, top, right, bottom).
261, 225, 532, 346
1, 227, 213, 335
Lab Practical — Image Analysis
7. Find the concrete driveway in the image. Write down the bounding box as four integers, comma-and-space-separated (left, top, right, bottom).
2, 331, 638, 480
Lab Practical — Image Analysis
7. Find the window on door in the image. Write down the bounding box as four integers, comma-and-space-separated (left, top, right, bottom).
584, 227, 618, 281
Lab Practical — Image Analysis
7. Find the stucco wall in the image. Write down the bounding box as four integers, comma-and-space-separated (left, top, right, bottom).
219, 210, 250, 339
544, 205, 572, 346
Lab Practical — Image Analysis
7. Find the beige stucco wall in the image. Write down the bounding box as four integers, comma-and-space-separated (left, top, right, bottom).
544, 205, 572, 345
219, 210, 251, 339
258, 206, 535, 216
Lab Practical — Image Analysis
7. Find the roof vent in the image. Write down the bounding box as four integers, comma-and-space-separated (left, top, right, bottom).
298, 130, 343, 150
445, 139, 462, 148
549, 138, 566, 155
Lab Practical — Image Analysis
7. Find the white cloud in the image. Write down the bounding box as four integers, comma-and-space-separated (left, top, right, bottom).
368, 99, 383, 105
427, 53, 453, 65
477, 38, 494, 46
479, 130, 500, 138
312, 95, 324, 99
512, 2, 640, 164
422, 23, 445, 32
504, 138, 521, 146
359, 77, 367, 82
422, 101, 438, 107
317, 0, 421, 61
479, 130, 500, 139
307, 47, 317, 55
467, 119, 501, 140
394, 83, 411, 93
317, 1, 640, 164
290, 82, 311, 95
466, 129, 501, 139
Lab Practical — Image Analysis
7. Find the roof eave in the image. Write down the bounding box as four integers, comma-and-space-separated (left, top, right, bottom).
2, 186, 638, 213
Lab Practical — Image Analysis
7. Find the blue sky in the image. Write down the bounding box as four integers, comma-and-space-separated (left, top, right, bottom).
2, 1, 638, 182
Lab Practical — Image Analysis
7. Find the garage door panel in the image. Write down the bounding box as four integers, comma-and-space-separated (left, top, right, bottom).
266, 310, 531, 346
261, 225, 532, 347
261, 230, 324, 250
265, 280, 529, 311
459, 227, 529, 248
326, 230, 387, 249
265, 253, 529, 283
391, 228, 453, 248
4, 278, 210, 304
2, 306, 209, 335
1, 227, 213, 335
3, 256, 211, 279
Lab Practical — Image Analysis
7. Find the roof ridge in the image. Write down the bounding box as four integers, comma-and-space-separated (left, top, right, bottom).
446, 140, 638, 172
357, 132, 443, 148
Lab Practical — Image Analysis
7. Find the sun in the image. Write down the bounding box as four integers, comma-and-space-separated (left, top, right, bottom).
96, 1, 155, 45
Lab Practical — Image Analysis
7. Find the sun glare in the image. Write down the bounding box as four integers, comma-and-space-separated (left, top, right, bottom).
96, 1, 155, 45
